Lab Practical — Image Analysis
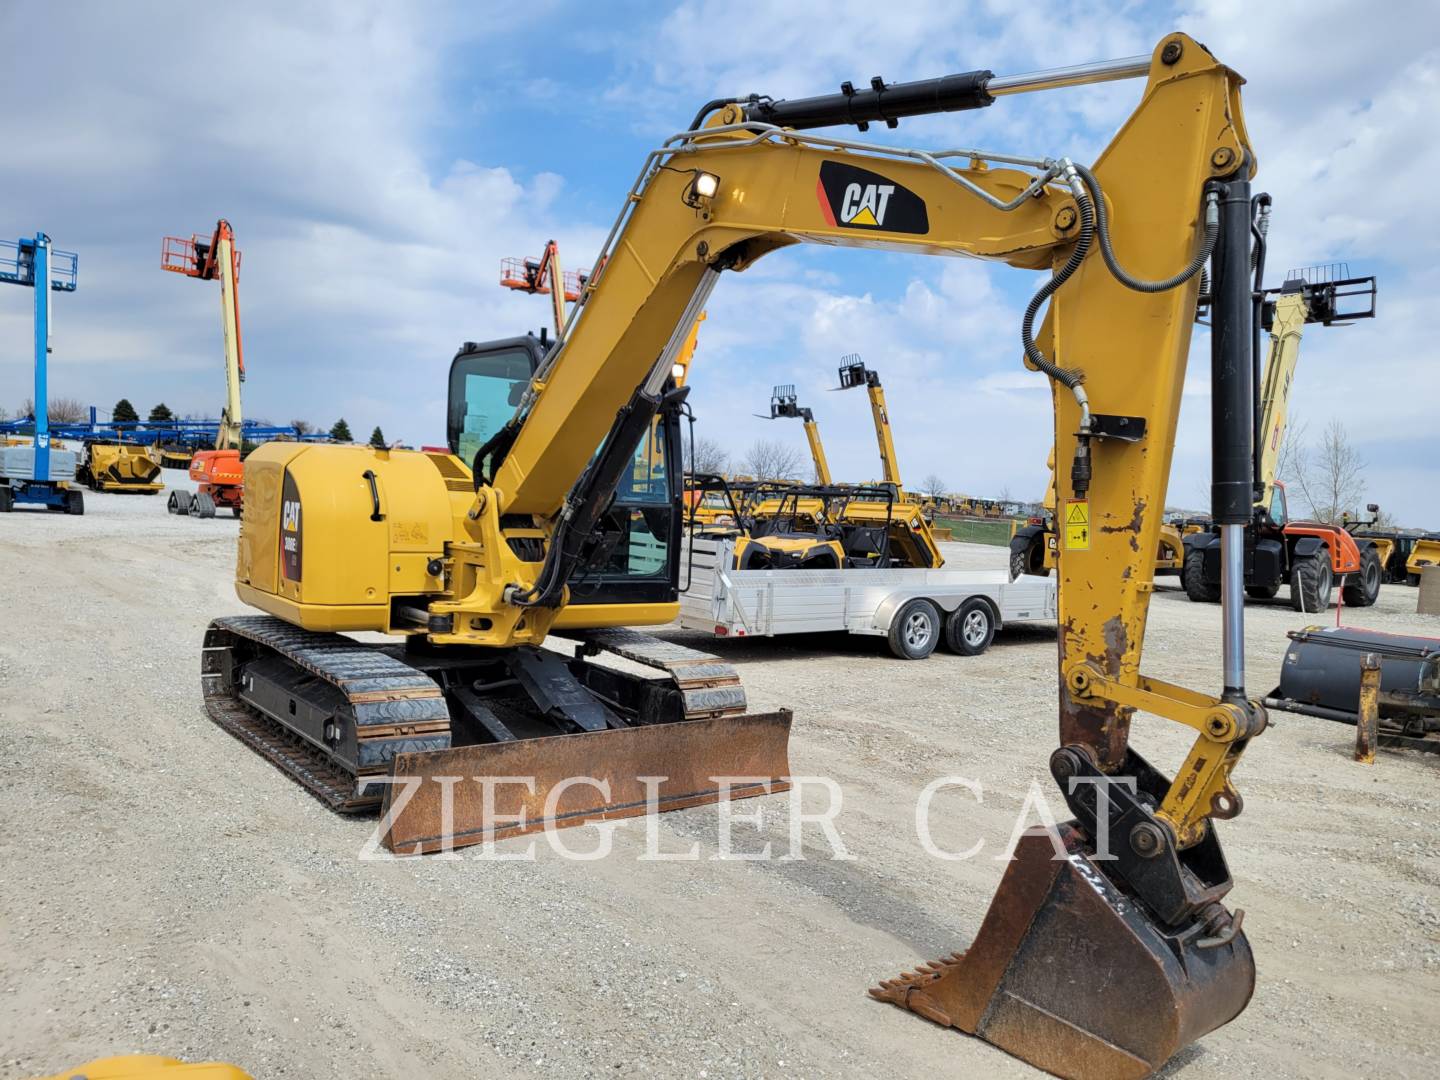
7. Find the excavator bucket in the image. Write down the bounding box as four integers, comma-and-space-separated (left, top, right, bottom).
871, 825, 1255, 1080
380, 711, 793, 854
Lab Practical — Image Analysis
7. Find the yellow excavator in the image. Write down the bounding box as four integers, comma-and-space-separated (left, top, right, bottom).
203, 34, 1264, 1077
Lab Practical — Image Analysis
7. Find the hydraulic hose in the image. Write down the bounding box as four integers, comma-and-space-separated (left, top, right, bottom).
1020, 161, 1219, 496
1020, 172, 1094, 396
1073, 162, 1220, 293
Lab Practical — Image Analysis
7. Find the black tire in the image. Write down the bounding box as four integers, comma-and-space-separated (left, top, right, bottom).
195, 492, 217, 519
1290, 551, 1333, 613
168, 490, 192, 515
0, 485, 12, 513
1341, 546, 1382, 608
1183, 549, 1220, 603
65, 489, 85, 516
887, 598, 941, 660
1245, 583, 1280, 600
231, 505, 242, 518
1009, 534, 1050, 581
1408, 574, 1421, 587
945, 598, 996, 656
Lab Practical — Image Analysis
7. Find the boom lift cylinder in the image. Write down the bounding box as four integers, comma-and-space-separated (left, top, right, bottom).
1211, 179, 1255, 697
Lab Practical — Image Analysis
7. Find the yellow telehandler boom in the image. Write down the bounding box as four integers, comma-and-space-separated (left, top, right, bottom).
762, 384, 831, 483
207, 34, 1264, 1077
836, 357, 901, 488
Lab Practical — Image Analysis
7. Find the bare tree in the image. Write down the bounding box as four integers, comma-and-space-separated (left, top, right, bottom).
1292, 418, 1366, 524
921, 473, 947, 498
685, 434, 730, 476
291, 419, 314, 437
0, 405, 8, 421
1274, 415, 1309, 491
48, 397, 87, 423
740, 438, 804, 482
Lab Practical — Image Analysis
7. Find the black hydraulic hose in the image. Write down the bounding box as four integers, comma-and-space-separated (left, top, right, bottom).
1249, 193, 1272, 503
1073, 162, 1219, 293
1020, 188, 1095, 391
688, 97, 744, 132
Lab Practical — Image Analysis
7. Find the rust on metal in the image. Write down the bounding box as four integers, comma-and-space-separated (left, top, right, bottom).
1355, 652, 1381, 764
382, 710, 793, 854
870, 826, 1255, 1080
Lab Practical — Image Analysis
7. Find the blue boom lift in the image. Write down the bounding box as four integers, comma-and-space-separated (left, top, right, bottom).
0, 232, 82, 514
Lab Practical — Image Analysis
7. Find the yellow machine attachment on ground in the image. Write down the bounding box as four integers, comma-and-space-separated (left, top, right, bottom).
76, 440, 165, 494
30, 1057, 251, 1080
204, 33, 1267, 1076
1408, 537, 1440, 582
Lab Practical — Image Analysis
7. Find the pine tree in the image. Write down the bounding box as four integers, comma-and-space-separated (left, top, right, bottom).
113, 398, 140, 424
148, 402, 174, 423
369, 426, 386, 448
330, 418, 353, 442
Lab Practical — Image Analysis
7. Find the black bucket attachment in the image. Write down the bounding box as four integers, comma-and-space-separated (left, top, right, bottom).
871, 823, 1255, 1080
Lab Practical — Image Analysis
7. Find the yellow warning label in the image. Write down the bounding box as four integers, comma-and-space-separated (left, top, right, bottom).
1064, 499, 1090, 550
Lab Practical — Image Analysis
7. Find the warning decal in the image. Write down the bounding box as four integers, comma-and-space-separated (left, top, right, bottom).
1064, 499, 1089, 551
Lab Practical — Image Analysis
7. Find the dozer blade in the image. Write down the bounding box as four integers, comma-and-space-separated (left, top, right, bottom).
380, 710, 792, 854
871, 824, 1254, 1080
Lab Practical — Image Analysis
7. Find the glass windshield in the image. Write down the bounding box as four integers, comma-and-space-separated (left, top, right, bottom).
617, 421, 670, 505
447, 347, 535, 465
1269, 486, 1287, 525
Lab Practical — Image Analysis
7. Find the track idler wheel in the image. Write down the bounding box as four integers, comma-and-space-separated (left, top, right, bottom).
870, 823, 1255, 1079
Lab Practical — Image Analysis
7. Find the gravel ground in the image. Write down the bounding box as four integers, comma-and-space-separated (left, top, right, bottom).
2, 474, 1437, 1079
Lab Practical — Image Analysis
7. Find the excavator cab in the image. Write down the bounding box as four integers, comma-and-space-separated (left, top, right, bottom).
447, 334, 685, 609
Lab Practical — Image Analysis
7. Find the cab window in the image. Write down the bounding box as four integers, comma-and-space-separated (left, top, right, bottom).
447, 348, 535, 466
1269, 486, 1287, 525
600, 420, 671, 577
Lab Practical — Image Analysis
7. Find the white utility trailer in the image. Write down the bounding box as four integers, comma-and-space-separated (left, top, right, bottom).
678, 536, 1057, 659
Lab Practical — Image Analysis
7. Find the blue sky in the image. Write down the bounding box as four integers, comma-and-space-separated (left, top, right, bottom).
1, 1, 1435, 524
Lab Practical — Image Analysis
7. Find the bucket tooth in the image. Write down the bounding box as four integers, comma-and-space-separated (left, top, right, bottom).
380, 710, 793, 854
871, 824, 1254, 1080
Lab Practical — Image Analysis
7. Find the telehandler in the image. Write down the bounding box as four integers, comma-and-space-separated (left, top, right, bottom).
204, 34, 1268, 1077
1183, 265, 1379, 609
753, 377, 943, 568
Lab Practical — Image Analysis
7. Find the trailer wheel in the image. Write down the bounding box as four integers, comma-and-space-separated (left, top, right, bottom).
1290, 551, 1333, 612
1182, 549, 1220, 603
168, 490, 192, 515
888, 599, 940, 660
945, 598, 996, 656
64, 489, 85, 516
1341, 545, 1382, 608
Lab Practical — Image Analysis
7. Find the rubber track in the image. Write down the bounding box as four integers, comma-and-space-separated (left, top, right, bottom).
201, 615, 449, 812
568, 626, 748, 717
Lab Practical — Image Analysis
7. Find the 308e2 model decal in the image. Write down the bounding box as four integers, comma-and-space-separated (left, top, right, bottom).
816, 160, 929, 234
